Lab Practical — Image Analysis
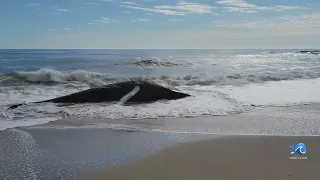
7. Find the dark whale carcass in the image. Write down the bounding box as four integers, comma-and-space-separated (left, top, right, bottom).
7, 80, 191, 110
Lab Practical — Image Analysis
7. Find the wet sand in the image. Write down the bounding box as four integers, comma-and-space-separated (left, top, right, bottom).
0, 128, 197, 180
84, 136, 320, 180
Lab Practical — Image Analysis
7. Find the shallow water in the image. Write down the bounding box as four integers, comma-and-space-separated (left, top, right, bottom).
1, 49, 320, 130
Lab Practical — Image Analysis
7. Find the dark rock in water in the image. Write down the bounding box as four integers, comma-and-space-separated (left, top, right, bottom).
119, 59, 179, 67
297, 50, 320, 55
7, 80, 191, 110
264, 51, 274, 54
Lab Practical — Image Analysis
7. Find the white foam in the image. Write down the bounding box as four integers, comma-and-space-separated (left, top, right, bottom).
18, 68, 108, 87
0, 85, 87, 106
62, 86, 251, 119
0, 117, 58, 131
215, 78, 320, 106
0, 85, 87, 130
0, 102, 65, 128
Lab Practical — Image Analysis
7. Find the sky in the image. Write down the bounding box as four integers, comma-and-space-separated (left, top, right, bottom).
1, 0, 320, 49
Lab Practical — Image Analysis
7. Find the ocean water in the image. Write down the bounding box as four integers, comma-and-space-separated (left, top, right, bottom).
0, 49, 320, 130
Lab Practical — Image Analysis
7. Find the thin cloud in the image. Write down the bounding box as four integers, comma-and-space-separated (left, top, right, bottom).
216, 0, 256, 8
48, 29, 56, 32
131, 18, 152, 22
119, 2, 215, 16
168, 19, 185, 22
57, 8, 72, 12
84, 2, 98, 5
154, 2, 213, 14
137, 18, 152, 21
121, 11, 131, 14
95, 17, 119, 23
26, 3, 40, 7
64, 28, 71, 31
216, 0, 308, 13
213, 13, 320, 35
120, 5, 186, 16
121, 2, 138, 5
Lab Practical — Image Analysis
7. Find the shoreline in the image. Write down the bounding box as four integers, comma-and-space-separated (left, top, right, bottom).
83, 135, 320, 180
24, 103, 320, 136
0, 104, 319, 179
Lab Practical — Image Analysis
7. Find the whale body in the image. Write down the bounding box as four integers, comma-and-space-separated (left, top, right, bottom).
7, 80, 191, 110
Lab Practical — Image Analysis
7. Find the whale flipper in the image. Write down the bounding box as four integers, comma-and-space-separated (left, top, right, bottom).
117, 86, 140, 105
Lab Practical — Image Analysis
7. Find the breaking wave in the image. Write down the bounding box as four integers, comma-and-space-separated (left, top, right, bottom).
0, 68, 319, 87
0, 69, 116, 87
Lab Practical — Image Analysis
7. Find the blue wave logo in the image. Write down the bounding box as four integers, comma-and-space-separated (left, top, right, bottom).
290, 143, 307, 155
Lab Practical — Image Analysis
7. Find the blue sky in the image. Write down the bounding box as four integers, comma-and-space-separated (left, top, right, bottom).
1, 0, 320, 48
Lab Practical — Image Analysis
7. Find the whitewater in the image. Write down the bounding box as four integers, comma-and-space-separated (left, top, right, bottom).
0, 49, 319, 130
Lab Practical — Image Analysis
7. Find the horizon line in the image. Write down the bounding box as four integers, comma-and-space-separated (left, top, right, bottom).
1, 48, 319, 50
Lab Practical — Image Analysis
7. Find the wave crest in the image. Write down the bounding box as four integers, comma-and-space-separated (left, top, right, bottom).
0, 69, 117, 87
0, 68, 319, 87
297, 50, 320, 55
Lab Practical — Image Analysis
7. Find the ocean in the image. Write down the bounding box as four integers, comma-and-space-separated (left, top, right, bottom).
1, 49, 320, 130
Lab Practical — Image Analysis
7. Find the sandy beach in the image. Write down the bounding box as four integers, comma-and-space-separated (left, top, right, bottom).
1, 104, 319, 179
84, 136, 320, 180
0, 128, 197, 180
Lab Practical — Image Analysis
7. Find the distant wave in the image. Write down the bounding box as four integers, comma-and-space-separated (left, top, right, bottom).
0, 69, 116, 87
161, 71, 320, 86
0, 68, 319, 87
117, 59, 180, 67
297, 50, 320, 55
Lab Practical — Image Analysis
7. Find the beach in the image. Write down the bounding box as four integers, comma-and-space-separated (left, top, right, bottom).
1, 104, 319, 180
1, 49, 320, 179
84, 136, 320, 180
1, 0, 320, 177
81, 105, 320, 180
0, 127, 197, 180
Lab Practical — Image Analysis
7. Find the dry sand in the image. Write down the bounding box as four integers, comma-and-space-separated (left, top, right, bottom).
83, 136, 320, 180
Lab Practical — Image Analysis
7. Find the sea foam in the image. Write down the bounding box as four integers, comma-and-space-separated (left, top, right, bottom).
0, 68, 319, 87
